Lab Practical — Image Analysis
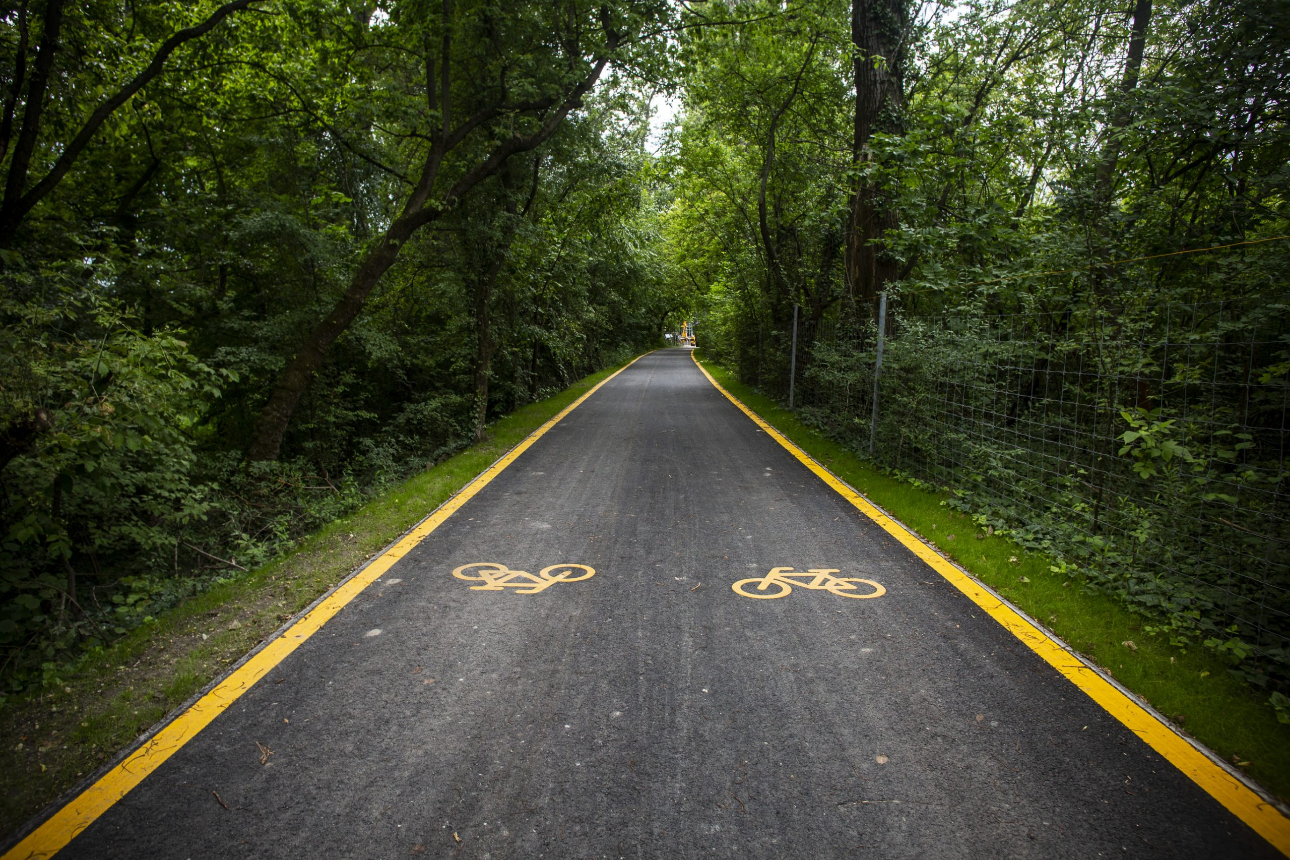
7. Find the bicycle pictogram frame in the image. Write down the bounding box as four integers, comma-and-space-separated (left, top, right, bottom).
452, 562, 596, 595
732, 567, 885, 600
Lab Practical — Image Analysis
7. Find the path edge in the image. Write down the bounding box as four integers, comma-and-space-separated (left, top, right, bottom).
1, 352, 651, 860
690, 350, 1290, 857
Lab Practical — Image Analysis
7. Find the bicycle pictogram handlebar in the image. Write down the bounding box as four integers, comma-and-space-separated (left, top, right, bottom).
452, 562, 596, 595
732, 567, 885, 600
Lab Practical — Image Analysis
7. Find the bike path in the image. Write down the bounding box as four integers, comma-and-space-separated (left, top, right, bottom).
24, 349, 1283, 858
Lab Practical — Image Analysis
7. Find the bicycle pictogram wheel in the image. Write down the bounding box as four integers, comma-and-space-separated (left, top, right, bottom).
732, 577, 792, 599
539, 563, 596, 583
453, 562, 510, 583
825, 577, 886, 599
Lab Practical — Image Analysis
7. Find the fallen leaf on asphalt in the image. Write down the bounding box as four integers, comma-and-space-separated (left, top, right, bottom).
875, 755, 889, 765
975, 714, 984, 722
453, 832, 461, 843
256, 741, 273, 765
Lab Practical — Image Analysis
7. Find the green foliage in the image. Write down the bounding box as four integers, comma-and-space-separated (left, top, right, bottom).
664, 0, 853, 379
779, 299, 1290, 692
1, 282, 227, 665
0, 0, 676, 688
0, 360, 633, 832
666, 0, 1290, 694
3, 0, 1286, 711
1118, 409, 1192, 480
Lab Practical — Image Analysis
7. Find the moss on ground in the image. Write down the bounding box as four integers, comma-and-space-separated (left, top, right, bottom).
0, 361, 631, 839
696, 352, 1290, 803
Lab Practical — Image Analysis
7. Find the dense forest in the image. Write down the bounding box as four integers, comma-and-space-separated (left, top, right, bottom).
0, 0, 685, 686
1, 0, 1287, 709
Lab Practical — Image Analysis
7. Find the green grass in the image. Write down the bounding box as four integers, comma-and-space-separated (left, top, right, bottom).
695, 351, 1290, 803
0, 359, 634, 840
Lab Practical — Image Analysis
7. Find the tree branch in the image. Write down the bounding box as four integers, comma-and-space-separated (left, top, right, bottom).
0, 0, 30, 164
183, 541, 248, 572
1, 0, 63, 226
0, 0, 263, 243
760, 34, 819, 299
407, 40, 619, 233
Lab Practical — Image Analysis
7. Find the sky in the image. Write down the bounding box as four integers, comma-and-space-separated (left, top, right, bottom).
646, 92, 681, 155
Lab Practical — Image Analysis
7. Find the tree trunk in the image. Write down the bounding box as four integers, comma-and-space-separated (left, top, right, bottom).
1016, 138, 1054, 219
758, 116, 790, 301
0, 0, 64, 229
245, 26, 616, 461
0, 0, 258, 245
845, 0, 907, 316
1088, 0, 1152, 298
757, 36, 820, 305
0, 406, 52, 473
245, 234, 404, 461
0, 1, 31, 167
655, 307, 677, 341
472, 255, 503, 442
51, 473, 74, 604
472, 164, 526, 442
1095, 0, 1152, 204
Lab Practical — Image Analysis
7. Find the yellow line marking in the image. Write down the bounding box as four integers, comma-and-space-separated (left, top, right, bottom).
4, 355, 648, 860
731, 567, 885, 600
690, 350, 1290, 857
452, 562, 596, 594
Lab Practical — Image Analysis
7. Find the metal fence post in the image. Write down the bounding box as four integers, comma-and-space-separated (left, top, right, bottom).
869, 291, 887, 457
788, 303, 799, 409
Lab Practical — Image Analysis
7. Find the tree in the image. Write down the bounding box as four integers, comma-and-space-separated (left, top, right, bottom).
0, 0, 262, 246
669, 0, 851, 378
0, 0, 676, 683
246, 0, 675, 460
844, 0, 907, 312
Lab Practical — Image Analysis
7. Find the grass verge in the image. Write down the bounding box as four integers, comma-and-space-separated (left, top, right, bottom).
0, 360, 633, 840
696, 351, 1290, 803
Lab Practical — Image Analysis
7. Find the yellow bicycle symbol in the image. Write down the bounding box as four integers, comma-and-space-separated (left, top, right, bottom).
732, 567, 885, 600
452, 562, 596, 595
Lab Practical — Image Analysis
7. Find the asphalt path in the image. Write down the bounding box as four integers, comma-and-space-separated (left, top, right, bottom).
45, 349, 1279, 858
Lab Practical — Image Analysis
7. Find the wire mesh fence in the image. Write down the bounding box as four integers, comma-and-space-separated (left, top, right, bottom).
757, 296, 1290, 685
